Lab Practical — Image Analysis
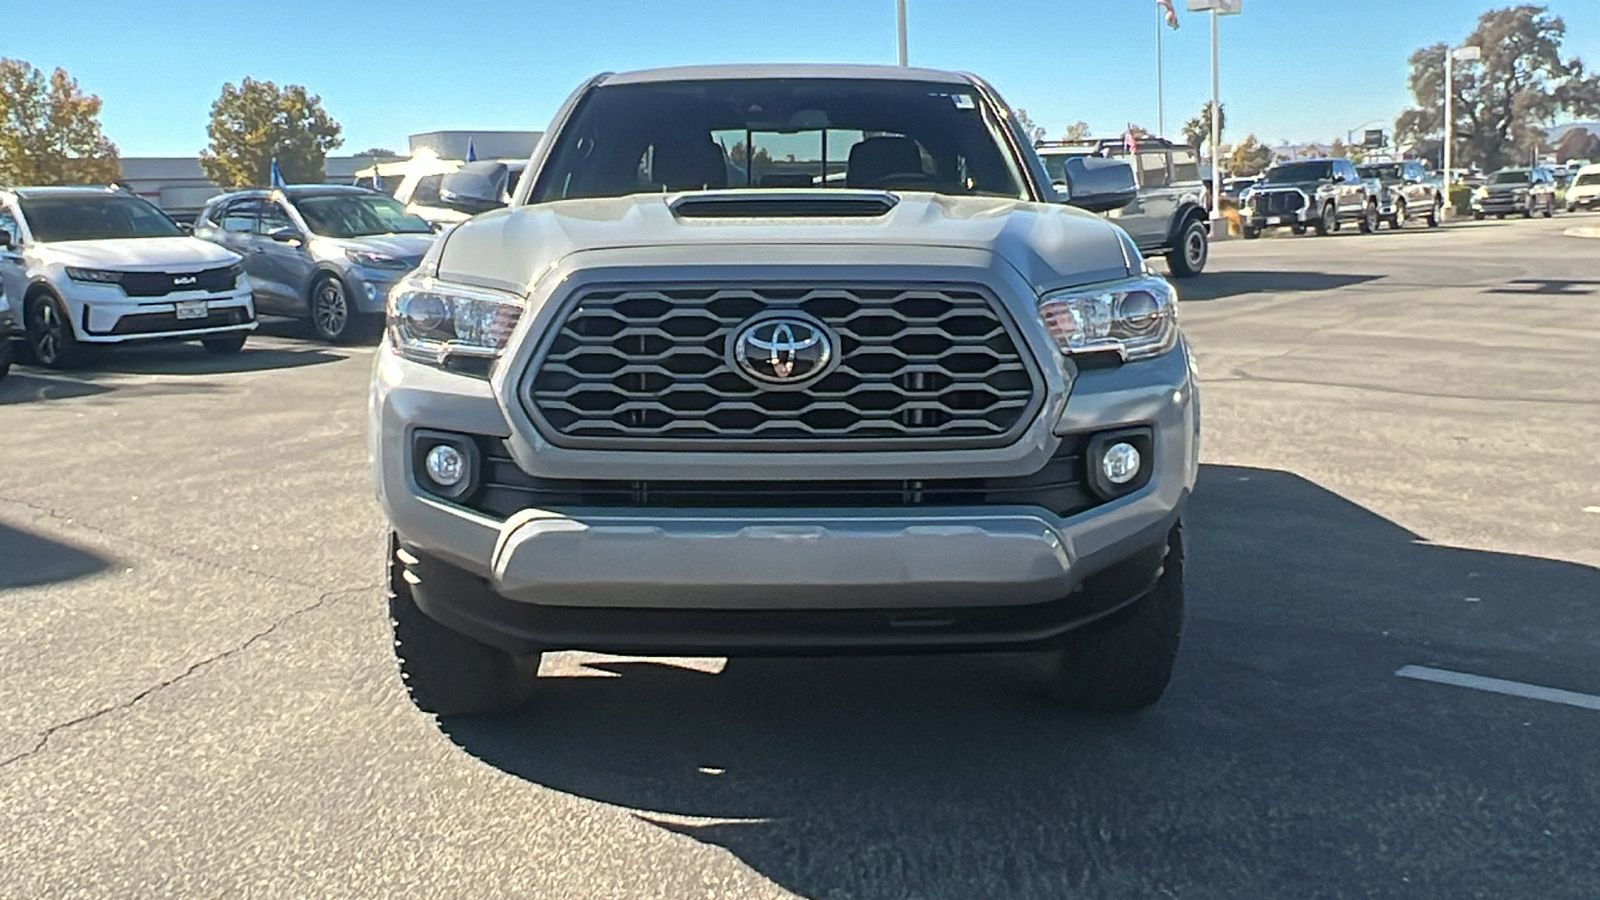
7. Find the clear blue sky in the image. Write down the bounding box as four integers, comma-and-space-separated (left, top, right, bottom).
8, 0, 1600, 156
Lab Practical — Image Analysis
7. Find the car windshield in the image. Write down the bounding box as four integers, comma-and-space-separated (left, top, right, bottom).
1359, 164, 1402, 179
292, 193, 433, 238
1490, 170, 1530, 184
17, 193, 185, 242
1262, 162, 1332, 183
531, 78, 1026, 202
1576, 173, 1600, 186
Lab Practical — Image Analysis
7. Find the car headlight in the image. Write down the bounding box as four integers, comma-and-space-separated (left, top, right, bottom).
1473, 186, 1489, 198
346, 249, 411, 270
1037, 275, 1178, 362
65, 267, 123, 283
387, 275, 524, 367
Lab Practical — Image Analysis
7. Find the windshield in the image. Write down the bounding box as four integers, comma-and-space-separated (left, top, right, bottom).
1262, 162, 1333, 183
1576, 173, 1600, 186
292, 193, 433, 238
1490, 170, 1531, 184
18, 193, 184, 242
1359, 164, 1401, 180
532, 78, 1026, 202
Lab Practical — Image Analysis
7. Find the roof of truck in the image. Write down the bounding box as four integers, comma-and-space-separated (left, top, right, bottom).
603, 64, 972, 86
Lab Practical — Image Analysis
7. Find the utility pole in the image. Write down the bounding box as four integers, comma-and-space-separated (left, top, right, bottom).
896, 0, 908, 67
1156, 9, 1165, 138
1443, 45, 1480, 216
1209, 8, 1222, 236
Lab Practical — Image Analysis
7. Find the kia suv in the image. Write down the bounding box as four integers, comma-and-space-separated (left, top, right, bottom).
372, 65, 1199, 717
0, 187, 255, 368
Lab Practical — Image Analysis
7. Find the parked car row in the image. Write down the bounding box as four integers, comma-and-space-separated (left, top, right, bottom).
1471, 166, 1561, 219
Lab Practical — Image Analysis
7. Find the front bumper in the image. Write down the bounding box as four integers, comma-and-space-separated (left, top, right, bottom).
370, 337, 1198, 653
1472, 195, 1529, 214
66, 283, 257, 344
1566, 192, 1600, 210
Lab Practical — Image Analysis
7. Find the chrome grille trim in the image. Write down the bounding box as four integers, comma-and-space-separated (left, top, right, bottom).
521, 282, 1044, 451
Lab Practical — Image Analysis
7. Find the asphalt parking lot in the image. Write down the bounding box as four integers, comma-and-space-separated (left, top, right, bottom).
2, 214, 1598, 899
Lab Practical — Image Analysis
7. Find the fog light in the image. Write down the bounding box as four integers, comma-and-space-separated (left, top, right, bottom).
1102, 442, 1142, 485
424, 444, 465, 487
365, 283, 379, 303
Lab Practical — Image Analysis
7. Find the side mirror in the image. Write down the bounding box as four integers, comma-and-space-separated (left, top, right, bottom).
0, 228, 12, 249
267, 226, 301, 244
1057, 156, 1138, 213
1334, 173, 1348, 183
177, 222, 194, 235
439, 161, 510, 215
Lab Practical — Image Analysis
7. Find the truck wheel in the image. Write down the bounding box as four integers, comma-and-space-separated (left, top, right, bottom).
1290, 224, 1306, 235
1427, 195, 1443, 227
201, 333, 248, 355
1164, 218, 1208, 278
1542, 198, 1553, 218
1521, 205, 1533, 219
0, 337, 12, 381
1473, 211, 1485, 221
1037, 524, 1185, 713
1389, 198, 1407, 229
389, 537, 539, 716
26, 293, 86, 369
1314, 203, 1337, 236
1242, 225, 1260, 240
1358, 201, 1379, 234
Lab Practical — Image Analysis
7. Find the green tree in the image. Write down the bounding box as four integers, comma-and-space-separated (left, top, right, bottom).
1395, 6, 1600, 171
1227, 134, 1275, 177
0, 58, 120, 185
200, 78, 343, 188
1062, 121, 1091, 141
355, 147, 398, 158
1014, 108, 1046, 144
1182, 102, 1225, 155
1329, 138, 1349, 158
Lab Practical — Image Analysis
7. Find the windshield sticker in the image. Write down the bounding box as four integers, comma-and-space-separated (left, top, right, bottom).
952, 94, 976, 110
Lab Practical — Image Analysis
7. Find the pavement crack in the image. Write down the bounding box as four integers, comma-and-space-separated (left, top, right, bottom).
0, 583, 377, 771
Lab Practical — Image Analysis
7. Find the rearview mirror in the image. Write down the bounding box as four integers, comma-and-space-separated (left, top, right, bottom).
439, 161, 511, 215
1056, 156, 1138, 213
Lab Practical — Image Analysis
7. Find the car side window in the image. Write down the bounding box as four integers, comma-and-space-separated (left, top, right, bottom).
0, 204, 20, 244
1170, 149, 1200, 183
1137, 151, 1170, 189
222, 199, 259, 233
412, 174, 444, 206
256, 201, 296, 236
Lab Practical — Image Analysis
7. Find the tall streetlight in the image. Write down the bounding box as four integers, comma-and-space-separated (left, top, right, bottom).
1443, 44, 1481, 214
1187, 0, 1241, 237
896, 0, 908, 67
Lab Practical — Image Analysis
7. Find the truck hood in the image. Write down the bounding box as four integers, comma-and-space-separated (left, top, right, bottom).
434, 192, 1136, 292
32, 236, 241, 271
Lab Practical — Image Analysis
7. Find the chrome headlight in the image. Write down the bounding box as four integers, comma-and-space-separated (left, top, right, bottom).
387, 275, 524, 367
1037, 275, 1178, 362
65, 266, 123, 283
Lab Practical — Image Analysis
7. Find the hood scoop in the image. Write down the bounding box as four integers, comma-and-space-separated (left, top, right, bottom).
669, 190, 898, 219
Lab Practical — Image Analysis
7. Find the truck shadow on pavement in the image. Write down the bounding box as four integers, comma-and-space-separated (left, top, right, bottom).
439, 465, 1600, 899
1178, 271, 1381, 302
0, 521, 114, 589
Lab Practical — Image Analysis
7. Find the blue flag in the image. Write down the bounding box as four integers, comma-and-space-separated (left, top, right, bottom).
465, 138, 477, 163
270, 157, 286, 189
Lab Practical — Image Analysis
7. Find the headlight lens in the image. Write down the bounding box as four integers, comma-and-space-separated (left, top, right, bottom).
388, 275, 524, 366
65, 267, 122, 283
1037, 275, 1178, 362
1473, 186, 1489, 198
346, 249, 411, 270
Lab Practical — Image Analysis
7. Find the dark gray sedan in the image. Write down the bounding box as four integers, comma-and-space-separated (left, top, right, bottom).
196, 186, 437, 342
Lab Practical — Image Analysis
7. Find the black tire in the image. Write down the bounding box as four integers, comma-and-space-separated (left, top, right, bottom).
1473, 211, 1485, 221
1290, 224, 1306, 236
26, 293, 85, 369
1037, 524, 1185, 713
201, 333, 248, 354
1313, 203, 1337, 236
1358, 201, 1379, 234
1164, 217, 1208, 278
1242, 226, 1260, 240
308, 275, 376, 344
1542, 198, 1553, 218
1521, 205, 1532, 219
1427, 195, 1443, 227
389, 537, 539, 716
0, 338, 12, 381
1389, 198, 1408, 229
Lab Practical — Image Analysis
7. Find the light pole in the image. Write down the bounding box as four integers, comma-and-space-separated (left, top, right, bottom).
1443, 44, 1480, 215
1186, 0, 1240, 237
896, 0, 908, 67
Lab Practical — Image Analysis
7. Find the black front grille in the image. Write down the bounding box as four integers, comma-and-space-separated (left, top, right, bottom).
1255, 190, 1306, 215
107, 306, 252, 336
526, 284, 1039, 449
465, 436, 1096, 520
118, 266, 240, 297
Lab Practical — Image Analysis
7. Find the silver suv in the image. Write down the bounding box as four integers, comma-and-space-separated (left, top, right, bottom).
372, 65, 1201, 716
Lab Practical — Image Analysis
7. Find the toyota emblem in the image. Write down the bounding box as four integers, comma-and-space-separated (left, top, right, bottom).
731, 315, 834, 385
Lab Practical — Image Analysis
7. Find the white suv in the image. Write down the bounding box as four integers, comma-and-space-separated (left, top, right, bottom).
0, 187, 256, 368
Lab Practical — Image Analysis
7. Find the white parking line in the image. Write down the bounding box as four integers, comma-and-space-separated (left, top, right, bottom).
1396, 665, 1600, 712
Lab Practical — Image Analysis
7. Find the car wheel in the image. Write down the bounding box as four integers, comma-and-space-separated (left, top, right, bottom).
1165, 218, 1208, 278
1473, 211, 1485, 220
1290, 224, 1306, 235
389, 536, 539, 716
1389, 198, 1407, 229
1359, 201, 1379, 234
0, 337, 12, 381
1496, 213, 1506, 220
1036, 524, 1185, 713
309, 275, 374, 344
1427, 195, 1443, 227
1543, 198, 1554, 218
1242, 225, 1260, 240
201, 333, 248, 355
26, 293, 85, 369
1522, 205, 1533, 219
1314, 203, 1337, 236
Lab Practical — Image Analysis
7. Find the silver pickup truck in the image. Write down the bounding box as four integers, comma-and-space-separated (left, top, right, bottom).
371, 64, 1201, 717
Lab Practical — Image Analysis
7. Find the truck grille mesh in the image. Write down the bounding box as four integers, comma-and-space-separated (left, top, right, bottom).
1254, 190, 1307, 215
525, 284, 1039, 448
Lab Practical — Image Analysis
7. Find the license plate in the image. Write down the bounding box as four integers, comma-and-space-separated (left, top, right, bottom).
175, 300, 207, 320
1265, 216, 1282, 225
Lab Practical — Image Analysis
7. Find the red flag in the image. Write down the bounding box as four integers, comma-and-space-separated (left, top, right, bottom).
1124, 128, 1139, 156
1157, 0, 1179, 29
